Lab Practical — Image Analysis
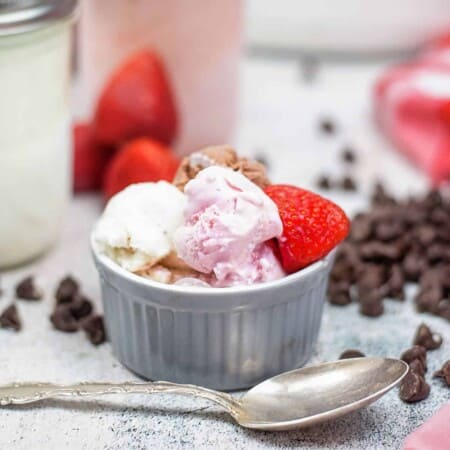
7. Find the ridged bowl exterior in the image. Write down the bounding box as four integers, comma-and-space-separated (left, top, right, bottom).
93, 245, 333, 391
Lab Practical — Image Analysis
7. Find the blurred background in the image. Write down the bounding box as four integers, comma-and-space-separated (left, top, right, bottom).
1, 0, 450, 269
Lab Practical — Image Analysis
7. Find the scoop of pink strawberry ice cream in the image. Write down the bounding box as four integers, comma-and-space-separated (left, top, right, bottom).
174, 166, 284, 287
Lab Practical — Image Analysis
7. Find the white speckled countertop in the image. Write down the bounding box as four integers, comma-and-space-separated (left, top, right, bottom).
0, 58, 449, 450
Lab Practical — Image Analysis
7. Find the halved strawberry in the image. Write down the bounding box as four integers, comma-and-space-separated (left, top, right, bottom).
94, 50, 178, 147
103, 137, 180, 200
265, 185, 350, 273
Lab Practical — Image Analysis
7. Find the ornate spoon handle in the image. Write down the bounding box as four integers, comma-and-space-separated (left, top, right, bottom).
0, 381, 243, 418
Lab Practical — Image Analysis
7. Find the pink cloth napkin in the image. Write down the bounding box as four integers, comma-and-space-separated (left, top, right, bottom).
374, 49, 450, 185
403, 402, 450, 450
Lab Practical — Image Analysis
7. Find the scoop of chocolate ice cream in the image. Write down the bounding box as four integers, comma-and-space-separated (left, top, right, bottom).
233, 158, 270, 190
173, 145, 270, 190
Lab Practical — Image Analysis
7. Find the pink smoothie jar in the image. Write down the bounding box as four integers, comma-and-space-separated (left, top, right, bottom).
78, 0, 242, 154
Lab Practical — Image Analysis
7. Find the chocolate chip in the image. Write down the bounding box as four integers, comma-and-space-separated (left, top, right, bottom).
328, 280, 352, 306
419, 268, 444, 288
350, 215, 373, 242
50, 305, 79, 332
339, 349, 365, 359
357, 264, 387, 289
328, 279, 351, 292
369, 205, 399, 223
330, 259, 354, 283
415, 225, 437, 247
55, 276, 79, 304
436, 225, 450, 243
440, 268, 450, 294
371, 182, 396, 206
82, 315, 106, 345
359, 292, 384, 317
423, 189, 443, 210
408, 359, 426, 377
435, 299, 450, 320
403, 252, 427, 282
340, 176, 357, 191
0, 304, 21, 331
375, 221, 404, 242
414, 285, 442, 313
399, 370, 430, 402
427, 244, 450, 264
413, 324, 443, 350
68, 294, 93, 321
403, 203, 427, 225
15, 276, 42, 301
316, 175, 332, 190
360, 240, 405, 262
341, 147, 356, 164
401, 345, 427, 371
319, 118, 336, 135
329, 292, 352, 306
433, 360, 450, 387
430, 208, 448, 225
338, 242, 361, 264
386, 264, 405, 300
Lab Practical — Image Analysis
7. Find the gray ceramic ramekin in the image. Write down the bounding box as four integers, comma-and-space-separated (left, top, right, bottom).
92, 236, 334, 391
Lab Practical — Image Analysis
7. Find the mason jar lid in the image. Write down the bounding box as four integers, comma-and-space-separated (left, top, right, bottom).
0, 0, 78, 36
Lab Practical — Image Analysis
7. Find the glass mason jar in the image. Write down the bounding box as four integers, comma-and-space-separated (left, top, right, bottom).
0, 0, 78, 268
78, 0, 242, 154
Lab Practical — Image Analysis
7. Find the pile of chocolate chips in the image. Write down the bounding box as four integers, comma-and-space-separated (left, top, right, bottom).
51, 276, 106, 345
400, 345, 430, 402
399, 323, 446, 402
328, 184, 450, 320
0, 275, 106, 346
339, 323, 447, 403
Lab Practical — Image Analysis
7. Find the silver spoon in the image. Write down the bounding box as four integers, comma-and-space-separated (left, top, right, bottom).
0, 357, 407, 431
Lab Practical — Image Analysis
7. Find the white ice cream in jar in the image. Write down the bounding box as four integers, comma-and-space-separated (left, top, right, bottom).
0, 0, 77, 267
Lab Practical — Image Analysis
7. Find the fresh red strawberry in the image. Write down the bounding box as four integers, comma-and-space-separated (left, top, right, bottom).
94, 50, 178, 147
265, 185, 350, 273
73, 122, 112, 192
103, 137, 180, 200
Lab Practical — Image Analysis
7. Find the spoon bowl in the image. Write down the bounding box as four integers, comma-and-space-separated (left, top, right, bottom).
237, 357, 409, 430
0, 357, 408, 431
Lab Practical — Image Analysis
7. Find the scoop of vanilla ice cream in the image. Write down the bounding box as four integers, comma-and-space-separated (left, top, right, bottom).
94, 182, 186, 272
174, 166, 284, 286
